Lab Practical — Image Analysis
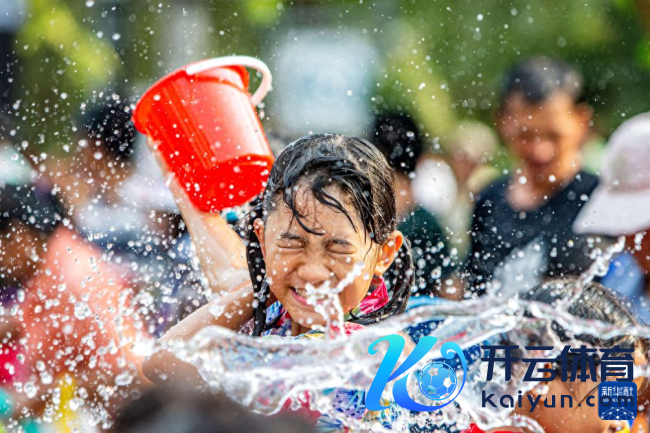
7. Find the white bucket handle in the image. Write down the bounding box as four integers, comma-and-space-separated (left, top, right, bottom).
185, 56, 272, 106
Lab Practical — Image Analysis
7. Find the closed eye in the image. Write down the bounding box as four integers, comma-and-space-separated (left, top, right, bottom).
326, 239, 356, 255
277, 242, 304, 250
277, 232, 305, 250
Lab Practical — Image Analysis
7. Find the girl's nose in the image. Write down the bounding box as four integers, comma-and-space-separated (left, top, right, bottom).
295, 261, 331, 287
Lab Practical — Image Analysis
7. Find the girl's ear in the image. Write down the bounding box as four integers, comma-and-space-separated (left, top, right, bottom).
253, 218, 266, 259
373, 230, 403, 277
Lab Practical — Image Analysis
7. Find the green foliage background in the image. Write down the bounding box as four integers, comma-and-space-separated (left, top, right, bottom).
9, 0, 650, 154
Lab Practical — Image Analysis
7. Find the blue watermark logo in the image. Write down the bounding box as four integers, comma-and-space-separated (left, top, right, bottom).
365, 335, 467, 412
367, 340, 638, 416
418, 361, 458, 400
598, 382, 637, 421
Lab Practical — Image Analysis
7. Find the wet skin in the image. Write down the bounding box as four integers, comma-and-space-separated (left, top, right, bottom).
254, 185, 402, 335
498, 91, 592, 211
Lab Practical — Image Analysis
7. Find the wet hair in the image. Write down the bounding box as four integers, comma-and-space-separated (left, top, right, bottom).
113, 387, 314, 433
244, 134, 414, 336
501, 57, 585, 108
522, 279, 649, 393
371, 113, 423, 176
83, 97, 136, 162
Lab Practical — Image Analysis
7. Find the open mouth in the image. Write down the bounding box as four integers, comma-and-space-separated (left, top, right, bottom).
289, 286, 315, 307
290, 286, 308, 298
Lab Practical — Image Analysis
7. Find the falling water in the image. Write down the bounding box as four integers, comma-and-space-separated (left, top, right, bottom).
153, 238, 650, 432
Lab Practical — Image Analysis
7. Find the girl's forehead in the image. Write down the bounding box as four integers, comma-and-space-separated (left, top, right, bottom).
268, 188, 364, 238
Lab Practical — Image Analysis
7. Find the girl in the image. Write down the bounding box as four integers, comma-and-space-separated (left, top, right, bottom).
144, 134, 414, 429
466, 279, 649, 433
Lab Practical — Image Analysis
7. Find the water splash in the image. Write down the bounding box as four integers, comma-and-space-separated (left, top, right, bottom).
562, 235, 626, 308
302, 262, 363, 338
157, 276, 650, 432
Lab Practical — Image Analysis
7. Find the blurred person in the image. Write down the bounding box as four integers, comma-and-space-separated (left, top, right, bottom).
445, 121, 501, 200
113, 387, 315, 433
372, 113, 451, 297
0, 113, 36, 186
70, 96, 146, 252
465, 278, 649, 433
0, 183, 148, 425
0, 0, 25, 112
573, 112, 650, 324
413, 121, 500, 261
56, 96, 204, 338
464, 57, 599, 297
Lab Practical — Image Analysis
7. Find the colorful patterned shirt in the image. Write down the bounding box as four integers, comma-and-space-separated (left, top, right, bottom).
259, 278, 403, 432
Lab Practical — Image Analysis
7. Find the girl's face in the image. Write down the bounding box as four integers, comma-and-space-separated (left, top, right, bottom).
255, 186, 402, 329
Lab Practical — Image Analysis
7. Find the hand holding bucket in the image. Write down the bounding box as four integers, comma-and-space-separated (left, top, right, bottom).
133, 56, 274, 213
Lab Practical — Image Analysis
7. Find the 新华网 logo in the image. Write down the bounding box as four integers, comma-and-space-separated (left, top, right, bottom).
598, 382, 637, 421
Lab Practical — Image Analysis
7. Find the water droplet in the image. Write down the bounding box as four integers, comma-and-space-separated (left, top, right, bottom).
115, 372, 134, 387
210, 303, 225, 318
24, 382, 37, 399
74, 302, 92, 320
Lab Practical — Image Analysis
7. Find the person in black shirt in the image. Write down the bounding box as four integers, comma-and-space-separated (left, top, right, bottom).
372, 113, 451, 296
465, 57, 600, 296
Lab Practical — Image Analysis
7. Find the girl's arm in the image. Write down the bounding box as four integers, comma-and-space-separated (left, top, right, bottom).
170, 179, 250, 294
143, 282, 256, 387
150, 136, 250, 295
145, 143, 257, 386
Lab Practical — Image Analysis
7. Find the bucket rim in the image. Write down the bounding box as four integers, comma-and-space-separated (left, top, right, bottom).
132, 59, 249, 134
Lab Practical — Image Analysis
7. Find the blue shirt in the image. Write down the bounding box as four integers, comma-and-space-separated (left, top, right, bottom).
601, 253, 650, 324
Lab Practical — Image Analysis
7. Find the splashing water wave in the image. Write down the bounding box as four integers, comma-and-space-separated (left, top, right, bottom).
156, 239, 650, 432
157, 296, 649, 432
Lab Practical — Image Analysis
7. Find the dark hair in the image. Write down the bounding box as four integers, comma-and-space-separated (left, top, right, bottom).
501, 57, 585, 107
522, 279, 649, 393
82, 96, 136, 162
371, 113, 423, 176
113, 387, 314, 433
0, 183, 62, 235
244, 134, 414, 336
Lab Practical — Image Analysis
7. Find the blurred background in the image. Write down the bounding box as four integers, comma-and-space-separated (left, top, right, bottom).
3, 0, 650, 266
1, 0, 650, 431
3, 0, 650, 146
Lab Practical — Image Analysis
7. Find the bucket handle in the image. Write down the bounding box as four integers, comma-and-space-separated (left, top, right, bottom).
185, 56, 272, 107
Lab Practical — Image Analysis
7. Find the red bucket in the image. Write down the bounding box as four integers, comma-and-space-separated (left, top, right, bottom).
133, 56, 274, 212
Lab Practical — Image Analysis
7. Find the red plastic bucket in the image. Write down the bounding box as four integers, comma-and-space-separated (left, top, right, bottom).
133, 56, 274, 212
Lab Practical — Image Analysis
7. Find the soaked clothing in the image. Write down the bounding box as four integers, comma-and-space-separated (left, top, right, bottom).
465, 171, 598, 296
398, 206, 451, 295
17, 228, 143, 383
255, 278, 403, 431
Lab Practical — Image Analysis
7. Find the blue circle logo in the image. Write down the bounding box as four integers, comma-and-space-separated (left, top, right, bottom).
417, 361, 458, 401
